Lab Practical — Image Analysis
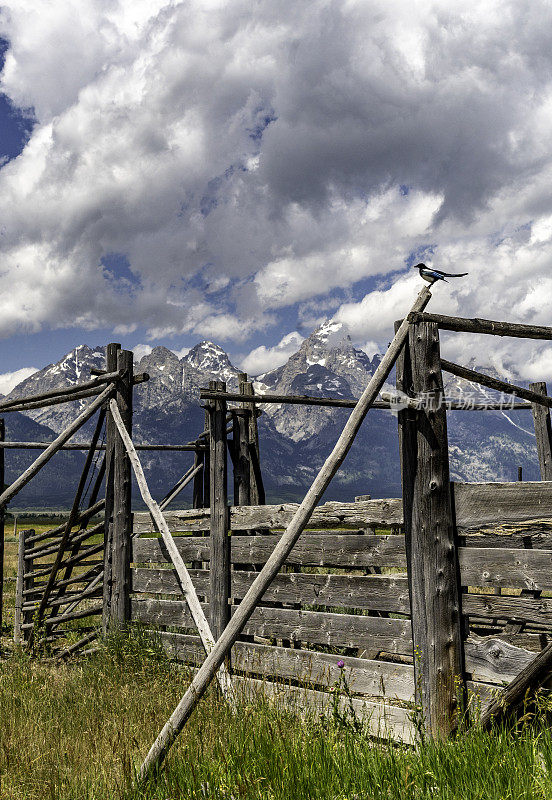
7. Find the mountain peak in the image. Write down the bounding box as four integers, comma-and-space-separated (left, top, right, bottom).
182, 340, 239, 384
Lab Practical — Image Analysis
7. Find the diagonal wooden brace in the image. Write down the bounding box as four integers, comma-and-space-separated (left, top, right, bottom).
109, 400, 234, 703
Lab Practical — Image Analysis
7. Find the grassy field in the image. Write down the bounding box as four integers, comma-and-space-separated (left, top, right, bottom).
3, 522, 552, 799
1, 626, 552, 800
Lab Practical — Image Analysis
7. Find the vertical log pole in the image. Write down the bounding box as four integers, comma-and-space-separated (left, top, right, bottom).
203, 409, 210, 509
209, 380, 230, 643
110, 349, 133, 625
192, 449, 204, 509
14, 528, 28, 644
529, 381, 552, 480
235, 373, 251, 506
102, 343, 120, 633
401, 321, 464, 739
244, 381, 264, 505
0, 418, 4, 636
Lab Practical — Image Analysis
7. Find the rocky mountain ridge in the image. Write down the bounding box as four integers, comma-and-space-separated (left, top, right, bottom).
2, 321, 543, 507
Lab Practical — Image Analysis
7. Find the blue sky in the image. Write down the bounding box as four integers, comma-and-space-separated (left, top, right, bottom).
2, 1, 552, 392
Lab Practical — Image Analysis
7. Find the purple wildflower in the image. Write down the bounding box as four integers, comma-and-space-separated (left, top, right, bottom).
337, 660, 345, 669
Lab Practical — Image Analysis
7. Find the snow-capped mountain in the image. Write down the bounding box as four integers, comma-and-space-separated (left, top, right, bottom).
2, 321, 545, 508
255, 320, 380, 441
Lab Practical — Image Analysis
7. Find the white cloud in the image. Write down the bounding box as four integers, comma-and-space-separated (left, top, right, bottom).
1, 0, 552, 363
132, 343, 153, 362
0, 367, 38, 396
174, 346, 191, 360
241, 331, 304, 376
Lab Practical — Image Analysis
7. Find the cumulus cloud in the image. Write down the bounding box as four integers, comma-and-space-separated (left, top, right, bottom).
0, 367, 38, 395
241, 331, 304, 376
1, 0, 552, 374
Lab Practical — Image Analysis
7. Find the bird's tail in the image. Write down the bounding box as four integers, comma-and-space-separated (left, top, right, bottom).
439, 271, 468, 277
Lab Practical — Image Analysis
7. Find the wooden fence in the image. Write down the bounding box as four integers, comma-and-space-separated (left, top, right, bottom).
127, 486, 552, 742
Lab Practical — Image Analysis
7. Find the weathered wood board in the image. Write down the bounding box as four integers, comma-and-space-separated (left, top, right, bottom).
131, 568, 410, 613
454, 481, 552, 528
130, 598, 413, 657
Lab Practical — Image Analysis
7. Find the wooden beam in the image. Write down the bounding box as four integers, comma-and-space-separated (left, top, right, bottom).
441, 359, 552, 409
530, 382, 552, 480
209, 380, 230, 643
138, 282, 433, 781
109, 400, 233, 700
0, 370, 122, 413
159, 463, 203, 511
110, 349, 133, 626
479, 640, 552, 729
234, 374, 251, 506
406, 321, 464, 738
409, 312, 552, 340
0, 383, 116, 509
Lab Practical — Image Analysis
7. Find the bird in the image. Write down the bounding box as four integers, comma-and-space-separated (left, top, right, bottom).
413, 263, 468, 284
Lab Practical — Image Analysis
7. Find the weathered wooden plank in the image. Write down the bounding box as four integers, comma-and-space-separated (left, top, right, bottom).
409, 311, 552, 341
133, 499, 404, 534
480, 640, 552, 729
157, 631, 415, 700
454, 482, 552, 528
463, 593, 552, 626
131, 568, 410, 613
464, 635, 534, 684
130, 598, 413, 656
132, 533, 407, 568
460, 529, 552, 549
459, 547, 552, 589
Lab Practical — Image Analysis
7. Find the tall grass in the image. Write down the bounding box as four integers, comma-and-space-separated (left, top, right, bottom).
1, 627, 552, 799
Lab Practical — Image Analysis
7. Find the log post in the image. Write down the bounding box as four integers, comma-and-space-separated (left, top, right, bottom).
110, 349, 133, 625
529, 381, 552, 480
244, 381, 264, 505
192, 449, 204, 509
102, 343, 120, 633
0, 418, 4, 636
234, 373, 251, 506
203, 409, 210, 509
14, 528, 29, 644
209, 380, 230, 643
400, 320, 464, 739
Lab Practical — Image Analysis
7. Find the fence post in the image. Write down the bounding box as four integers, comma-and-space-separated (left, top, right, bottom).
234, 373, 251, 506
110, 349, 133, 625
529, 382, 552, 480
14, 528, 28, 644
102, 343, 120, 633
244, 381, 264, 505
192, 447, 204, 509
0, 418, 4, 636
209, 380, 230, 644
399, 320, 464, 739
203, 409, 210, 509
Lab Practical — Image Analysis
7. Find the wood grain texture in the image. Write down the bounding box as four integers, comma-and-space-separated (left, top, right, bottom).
464, 635, 534, 683
459, 547, 552, 589
157, 631, 415, 700
130, 598, 413, 657
131, 568, 410, 613
110, 349, 133, 624
403, 321, 463, 739
530, 382, 552, 480
462, 593, 552, 625
209, 380, 230, 641
132, 532, 407, 568
454, 482, 552, 527
133, 498, 404, 534
408, 312, 552, 341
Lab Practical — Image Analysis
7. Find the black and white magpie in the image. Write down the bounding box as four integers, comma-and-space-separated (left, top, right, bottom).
413, 263, 468, 284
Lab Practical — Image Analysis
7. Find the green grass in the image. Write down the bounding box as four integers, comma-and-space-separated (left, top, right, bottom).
0, 627, 552, 799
